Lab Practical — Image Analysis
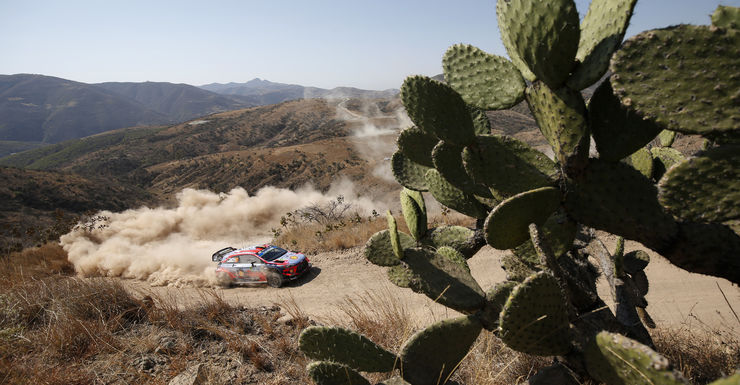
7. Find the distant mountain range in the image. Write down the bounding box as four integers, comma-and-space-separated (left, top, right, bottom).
0, 74, 398, 156
199, 78, 398, 106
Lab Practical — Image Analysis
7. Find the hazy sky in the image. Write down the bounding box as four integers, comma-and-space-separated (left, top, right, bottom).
2, 0, 738, 90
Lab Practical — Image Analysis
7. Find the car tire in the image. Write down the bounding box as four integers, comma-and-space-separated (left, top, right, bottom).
216, 272, 233, 288
266, 271, 283, 288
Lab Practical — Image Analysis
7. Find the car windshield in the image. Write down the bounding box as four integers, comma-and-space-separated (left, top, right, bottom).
257, 246, 288, 261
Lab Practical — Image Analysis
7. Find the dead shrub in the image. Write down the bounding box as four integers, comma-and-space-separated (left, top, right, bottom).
453, 332, 552, 385
0, 242, 72, 287
271, 196, 387, 254
652, 325, 740, 384
1, 277, 142, 333
324, 288, 415, 354
277, 293, 312, 330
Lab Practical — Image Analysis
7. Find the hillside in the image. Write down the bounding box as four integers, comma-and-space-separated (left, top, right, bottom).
0, 74, 169, 144
200, 78, 398, 105
95, 81, 252, 122
0, 74, 398, 157
0, 166, 149, 251
0, 98, 402, 200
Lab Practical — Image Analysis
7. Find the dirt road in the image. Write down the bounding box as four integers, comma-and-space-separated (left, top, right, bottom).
125, 241, 740, 333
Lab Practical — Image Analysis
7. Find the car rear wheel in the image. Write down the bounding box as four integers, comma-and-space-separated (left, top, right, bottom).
266, 271, 283, 288
216, 271, 233, 288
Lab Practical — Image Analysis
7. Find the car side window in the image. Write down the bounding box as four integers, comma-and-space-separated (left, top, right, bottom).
243, 255, 260, 264
226, 256, 239, 263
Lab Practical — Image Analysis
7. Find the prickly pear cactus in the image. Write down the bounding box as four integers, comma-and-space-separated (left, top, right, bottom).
301, 2, 740, 384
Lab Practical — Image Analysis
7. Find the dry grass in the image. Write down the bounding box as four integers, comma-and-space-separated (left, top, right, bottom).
0, 243, 73, 286
652, 325, 740, 384
273, 209, 474, 255
273, 214, 393, 254
324, 288, 417, 353
454, 332, 552, 385
2, 231, 737, 384
0, 271, 312, 384
317, 289, 552, 385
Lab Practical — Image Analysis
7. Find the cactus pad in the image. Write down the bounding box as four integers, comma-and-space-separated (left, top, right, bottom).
400, 75, 475, 146
462, 135, 559, 198
525, 82, 589, 167
485, 187, 562, 250
664, 222, 740, 284
651, 147, 685, 181
487, 280, 518, 312
725, 219, 740, 236
585, 331, 689, 385
387, 265, 413, 289
400, 315, 482, 385
436, 246, 470, 273
396, 126, 439, 168
400, 188, 427, 241
610, 25, 740, 139
658, 145, 740, 222
567, 0, 637, 90
387, 211, 403, 260
469, 105, 492, 135
565, 159, 678, 251
479, 280, 518, 330
496, 0, 579, 88
365, 229, 415, 266
306, 361, 371, 385
529, 363, 580, 385
589, 78, 662, 161
432, 141, 494, 199
425, 168, 489, 219
632, 270, 649, 297
514, 209, 578, 260
712, 5, 740, 29
299, 326, 397, 372
499, 271, 572, 356
709, 373, 740, 385
512, 241, 542, 268
629, 147, 654, 179
391, 151, 429, 192
425, 225, 478, 259
658, 130, 677, 147
404, 247, 486, 313
502, 252, 540, 282
442, 44, 526, 110
622, 250, 650, 274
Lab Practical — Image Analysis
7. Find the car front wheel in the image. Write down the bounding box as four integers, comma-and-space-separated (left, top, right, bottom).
266, 271, 283, 288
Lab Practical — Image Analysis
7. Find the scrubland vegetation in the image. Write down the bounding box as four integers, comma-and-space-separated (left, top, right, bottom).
0, 212, 737, 384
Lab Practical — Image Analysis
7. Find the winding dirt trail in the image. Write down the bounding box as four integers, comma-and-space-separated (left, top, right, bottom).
122, 240, 740, 334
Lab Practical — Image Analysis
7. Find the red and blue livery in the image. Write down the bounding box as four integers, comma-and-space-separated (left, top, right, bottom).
212, 244, 311, 288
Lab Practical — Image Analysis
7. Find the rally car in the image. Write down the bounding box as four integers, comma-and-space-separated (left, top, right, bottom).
212, 244, 311, 288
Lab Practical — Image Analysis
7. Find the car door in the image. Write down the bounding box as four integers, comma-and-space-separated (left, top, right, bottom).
237, 254, 266, 282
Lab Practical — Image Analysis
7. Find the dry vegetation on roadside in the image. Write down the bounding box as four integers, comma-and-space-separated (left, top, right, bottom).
1, 221, 738, 384
271, 194, 475, 255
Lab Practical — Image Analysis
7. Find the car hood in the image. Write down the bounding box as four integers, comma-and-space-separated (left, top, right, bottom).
272, 251, 306, 265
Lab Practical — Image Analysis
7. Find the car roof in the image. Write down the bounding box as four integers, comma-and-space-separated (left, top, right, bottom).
222, 244, 269, 258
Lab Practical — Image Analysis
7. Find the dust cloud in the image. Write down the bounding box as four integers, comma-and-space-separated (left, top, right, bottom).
333, 97, 411, 182
60, 180, 384, 287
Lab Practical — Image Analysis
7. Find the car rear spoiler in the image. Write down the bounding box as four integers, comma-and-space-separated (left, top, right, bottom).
212, 247, 236, 262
